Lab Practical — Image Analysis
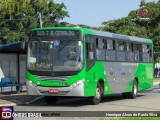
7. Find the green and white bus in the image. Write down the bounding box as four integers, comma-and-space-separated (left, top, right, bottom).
26, 27, 153, 105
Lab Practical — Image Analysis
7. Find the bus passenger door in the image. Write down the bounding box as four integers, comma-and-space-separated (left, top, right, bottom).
85, 35, 96, 96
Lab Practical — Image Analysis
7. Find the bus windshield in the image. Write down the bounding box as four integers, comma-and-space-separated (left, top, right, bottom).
27, 39, 83, 72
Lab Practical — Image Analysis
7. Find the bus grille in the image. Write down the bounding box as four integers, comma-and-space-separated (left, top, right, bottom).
34, 75, 71, 81
38, 90, 69, 95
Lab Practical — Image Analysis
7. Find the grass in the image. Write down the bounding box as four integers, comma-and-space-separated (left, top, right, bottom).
100, 117, 160, 120
117, 117, 160, 120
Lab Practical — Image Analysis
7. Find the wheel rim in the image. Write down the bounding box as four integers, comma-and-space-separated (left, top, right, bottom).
133, 82, 137, 95
96, 88, 101, 100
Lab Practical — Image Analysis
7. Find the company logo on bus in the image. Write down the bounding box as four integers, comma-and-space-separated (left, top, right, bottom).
138, 6, 152, 20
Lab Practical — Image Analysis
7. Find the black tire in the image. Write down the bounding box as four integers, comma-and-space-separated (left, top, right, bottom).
122, 93, 128, 99
89, 83, 102, 105
128, 80, 138, 99
45, 96, 58, 105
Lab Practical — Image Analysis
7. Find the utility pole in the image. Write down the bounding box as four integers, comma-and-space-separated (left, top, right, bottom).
37, 12, 43, 28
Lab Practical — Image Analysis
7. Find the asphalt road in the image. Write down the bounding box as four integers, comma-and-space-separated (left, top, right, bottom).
8, 85, 158, 120
14, 86, 160, 111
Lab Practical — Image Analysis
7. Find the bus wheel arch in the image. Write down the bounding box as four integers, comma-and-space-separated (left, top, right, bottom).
98, 79, 104, 95
134, 77, 139, 87
89, 82, 103, 105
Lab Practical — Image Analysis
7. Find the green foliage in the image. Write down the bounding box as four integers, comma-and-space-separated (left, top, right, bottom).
78, 24, 92, 28
140, 0, 146, 7
100, 1, 160, 52
116, 117, 160, 120
0, 0, 69, 44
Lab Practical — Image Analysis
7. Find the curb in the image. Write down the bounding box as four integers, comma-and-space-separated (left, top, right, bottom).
0, 103, 16, 107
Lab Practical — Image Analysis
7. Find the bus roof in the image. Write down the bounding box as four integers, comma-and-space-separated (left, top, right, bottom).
91, 30, 152, 44
31, 27, 152, 44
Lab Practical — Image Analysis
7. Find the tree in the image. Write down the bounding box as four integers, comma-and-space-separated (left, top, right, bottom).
140, 0, 146, 7
0, 0, 69, 44
100, 1, 160, 52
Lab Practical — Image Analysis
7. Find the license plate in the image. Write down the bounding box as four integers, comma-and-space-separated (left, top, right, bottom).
48, 89, 59, 94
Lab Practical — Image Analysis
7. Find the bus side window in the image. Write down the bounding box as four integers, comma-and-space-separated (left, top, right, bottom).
107, 39, 113, 50
86, 36, 95, 60
116, 41, 124, 51
142, 44, 149, 62
87, 43, 95, 60
126, 43, 134, 62
96, 37, 105, 60
139, 44, 142, 62
106, 39, 116, 61
116, 41, 125, 61
148, 45, 152, 62
134, 44, 142, 62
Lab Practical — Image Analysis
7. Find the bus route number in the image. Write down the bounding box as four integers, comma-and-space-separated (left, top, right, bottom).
58, 81, 68, 86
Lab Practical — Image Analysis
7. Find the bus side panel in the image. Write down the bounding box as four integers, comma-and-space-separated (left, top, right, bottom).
104, 62, 138, 94
135, 63, 153, 91
97, 62, 115, 95
84, 61, 115, 97
84, 63, 97, 97
84, 61, 153, 96
124, 63, 153, 92
123, 80, 134, 93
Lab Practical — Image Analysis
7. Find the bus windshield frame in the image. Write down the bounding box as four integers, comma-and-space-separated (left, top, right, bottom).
27, 30, 83, 76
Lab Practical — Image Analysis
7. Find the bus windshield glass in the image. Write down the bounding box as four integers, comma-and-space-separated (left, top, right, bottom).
27, 39, 83, 72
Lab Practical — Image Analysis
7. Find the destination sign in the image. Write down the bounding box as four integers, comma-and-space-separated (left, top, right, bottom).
31, 30, 82, 38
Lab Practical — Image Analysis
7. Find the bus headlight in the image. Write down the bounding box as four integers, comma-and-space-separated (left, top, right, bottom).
27, 80, 37, 87
71, 79, 85, 88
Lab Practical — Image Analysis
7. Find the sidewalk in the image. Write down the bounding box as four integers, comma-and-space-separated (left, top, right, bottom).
0, 79, 160, 107
154, 78, 160, 82
153, 78, 160, 86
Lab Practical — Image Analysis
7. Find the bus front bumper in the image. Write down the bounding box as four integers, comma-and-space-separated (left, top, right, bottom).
26, 81, 84, 97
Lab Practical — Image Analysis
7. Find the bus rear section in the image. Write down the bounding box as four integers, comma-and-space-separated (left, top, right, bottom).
84, 34, 153, 104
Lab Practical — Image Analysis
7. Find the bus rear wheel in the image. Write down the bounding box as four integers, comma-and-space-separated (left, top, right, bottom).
128, 80, 138, 99
45, 96, 58, 105
89, 83, 102, 105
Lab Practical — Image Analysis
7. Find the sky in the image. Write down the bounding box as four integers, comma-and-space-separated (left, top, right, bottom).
54, 0, 159, 27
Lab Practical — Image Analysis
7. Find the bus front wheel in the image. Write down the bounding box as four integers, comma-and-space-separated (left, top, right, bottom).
45, 96, 58, 105
89, 83, 102, 105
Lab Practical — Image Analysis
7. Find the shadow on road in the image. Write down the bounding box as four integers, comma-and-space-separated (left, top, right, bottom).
101, 94, 144, 103
0, 91, 147, 107
23, 93, 145, 107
